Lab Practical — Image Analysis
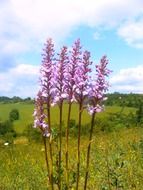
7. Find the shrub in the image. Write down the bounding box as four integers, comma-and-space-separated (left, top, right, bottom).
0, 120, 14, 135
23, 123, 41, 142
9, 109, 19, 122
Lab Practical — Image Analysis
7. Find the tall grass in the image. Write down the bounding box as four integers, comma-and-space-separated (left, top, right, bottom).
0, 103, 141, 189
0, 127, 143, 189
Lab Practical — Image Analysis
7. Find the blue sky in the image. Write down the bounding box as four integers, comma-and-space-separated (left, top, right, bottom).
1, 0, 143, 97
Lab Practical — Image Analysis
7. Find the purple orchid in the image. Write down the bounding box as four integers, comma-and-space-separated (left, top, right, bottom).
53, 45, 69, 189
87, 55, 111, 115
33, 91, 50, 137
65, 39, 82, 103
74, 50, 92, 103
72, 49, 92, 190
33, 38, 111, 190
35, 38, 55, 189
40, 38, 55, 106
53, 46, 69, 106
84, 55, 111, 190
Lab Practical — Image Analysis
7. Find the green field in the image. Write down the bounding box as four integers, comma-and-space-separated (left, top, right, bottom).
0, 103, 143, 189
0, 103, 136, 133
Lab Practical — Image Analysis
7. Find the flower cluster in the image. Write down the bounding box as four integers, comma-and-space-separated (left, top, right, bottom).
53, 46, 69, 106
33, 39, 111, 135
64, 39, 82, 103
40, 38, 55, 103
33, 91, 50, 137
74, 50, 92, 103
87, 55, 111, 115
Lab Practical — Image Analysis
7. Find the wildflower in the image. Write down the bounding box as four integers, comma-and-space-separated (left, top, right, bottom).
87, 55, 111, 115
74, 50, 92, 103
84, 55, 111, 190
33, 91, 50, 137
73, 50, 92, 190
53, 46, 69, 105
65, 39, 82, 189
40, 38, 55, 106
65, 39, 82, 103
33, 38, 111, 190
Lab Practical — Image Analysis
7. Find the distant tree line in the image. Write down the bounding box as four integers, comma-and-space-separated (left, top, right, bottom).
1, 93, 143, 107
0, 96, 34, 104
105, 92, 143, 108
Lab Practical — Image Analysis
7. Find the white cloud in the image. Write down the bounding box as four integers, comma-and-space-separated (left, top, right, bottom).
0, 64, 39, 97
0, 39, 29, 54
1, 0, 143, 97
110, 65, 143, 93
118, 19, 143, 48
1, 0, 143, 53
10, 64, 39, 76
1, 63, 143, 97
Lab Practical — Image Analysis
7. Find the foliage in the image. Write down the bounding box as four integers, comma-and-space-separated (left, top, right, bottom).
96, 111, 137, 132
105, 92, 143, 108
0, 120, 13, 135
0, 96, 34, 104
0, 120, 16, 142
23, 123, 42, 142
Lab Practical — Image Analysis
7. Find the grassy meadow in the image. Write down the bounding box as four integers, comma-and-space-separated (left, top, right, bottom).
0, 102, 143, 189
0, 103, 136, 133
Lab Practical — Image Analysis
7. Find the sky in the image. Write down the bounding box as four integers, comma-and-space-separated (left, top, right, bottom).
1, 0, 143, 97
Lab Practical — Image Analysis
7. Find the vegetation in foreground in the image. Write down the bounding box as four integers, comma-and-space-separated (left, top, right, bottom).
0, 127, 143, 190
1, 92, 143, 189
0, 100, 143, 189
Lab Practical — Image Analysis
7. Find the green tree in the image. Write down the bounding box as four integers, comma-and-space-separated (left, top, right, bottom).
9, 109, 19, 122
136, 103, 143, 124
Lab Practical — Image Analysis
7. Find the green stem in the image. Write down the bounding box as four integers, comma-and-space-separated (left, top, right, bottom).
58, 101, 63, 190
47, 105, 54, 190
76, 101, 82, 190
43, 136, 51, 188
65, 102, 72, 189
84, 112, 95, 190
105, 150, 112, 190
